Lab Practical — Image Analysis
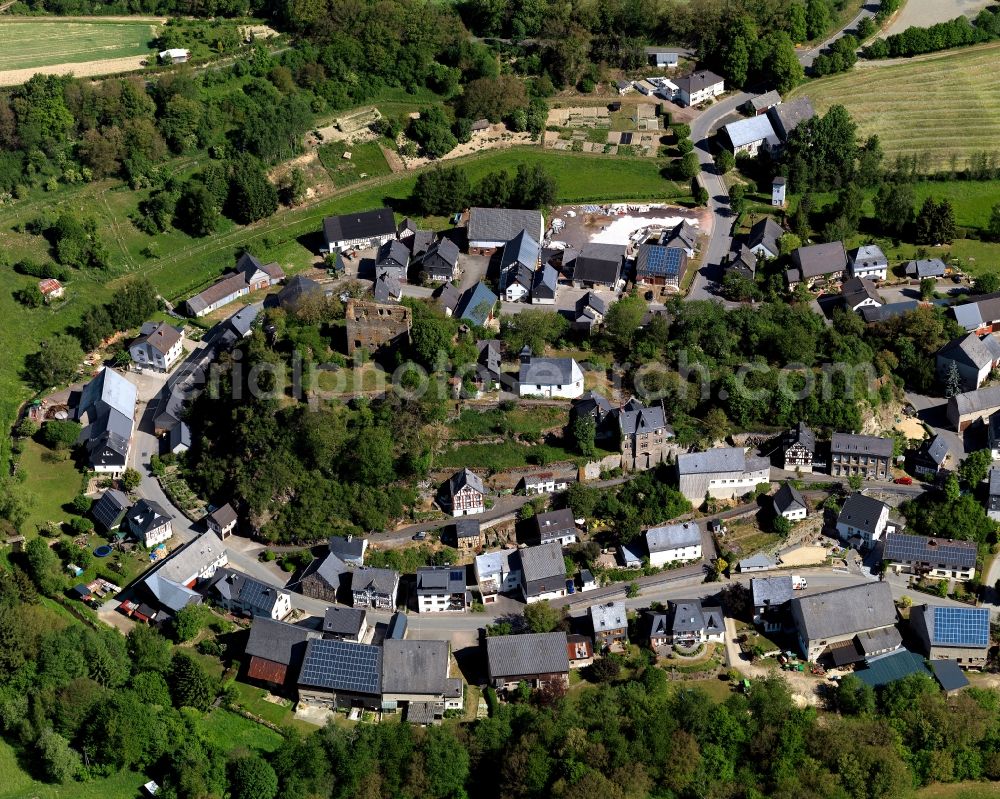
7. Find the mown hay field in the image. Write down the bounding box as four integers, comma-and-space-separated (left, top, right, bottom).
0, 19, 156, 70
790, 43, 1000, 170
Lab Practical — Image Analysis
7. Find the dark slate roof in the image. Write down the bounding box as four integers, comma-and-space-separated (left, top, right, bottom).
751, 575, 794, 608
434, 282, 462, 313
646, 522, 700, 552
382, 639, 448, 694
329, 535, 366, 561
169, 421, 191, 451
416, 566, 467, 595
533, 264, 558, 297
590, 600, 627, 633
373, 273, 402, 304
856, 625, 903, 656
519, 541, 567, 584
792, 582, 896, 642
486, 632, 569, 678
786, 421, 816, 453
767, 97, 815, 139
132, 321, 182, 356
747, 217, 783, 255
446, 468, 485, 498
615, 401, 669, 436
455, 519, 481, 540
842, 277, 881, 309
918, 435, 949, 467
534, 508, 576, 541
931, 658, 970, 692
376, 238, 410, 269
126, 498, 171, 536
636, 243, 686, 280
791, 241, 847, 280
421, 236, 459, 267
468, 208, 543, 244
837, 493, 888, 536
831, 433, 893, 458
883, 533, 977, 570
773, 483, 806, 514
323, 605, 367, 637
245, 616, 318, 665
519, 356, 583, 387
323, 208, 396, 244
301, 552, 349, 590
668, 599, 709, 634
386, 612, 408, 640
939, 333, 1000, 371
951, 385, 1000, 417
208, 567, 285, 614
351, 567, 398, 596
674, 69, 724, 94
573, 243, 625, 285
298, 638, 382, 694
500, 229, 541, 272
207, 503, 237, 529
906, 258, 946, 279
456, 281, 498, 327
860, 300, 921, 324
93, 489, 130, 530
677, 447, 748, 475
578, 292, 607, 316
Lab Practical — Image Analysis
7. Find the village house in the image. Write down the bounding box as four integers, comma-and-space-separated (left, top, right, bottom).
737, 553, 776, 573
453, 519, 482, 551
674, 70, 724, 106
636, 239, 687, 288
883, 533, 977, 582
766, 96, 815, 142
643, 611, 671, 649
910, 605, 990, 669
206, 503, 238, 539
906, 258, 947, 280
125, 498, 173, 547
206, 567, 292, 620
416, 566, 470, 613
92, 488, 130, 531
936, 333, 1000, 391
185, 253, 284, 317
911, 435, 950, 478
841, 277, 883, 312
988, 467, 1000, 521
467, 208, 544, 253
520, 541, 567, 604
499, 229, 541, 302
848, 244, 888, 281
297, 639, 383, 711
645, 47, 679, 67
531, 264, 559, 305
791, 582, 899, 662
782, 421, 816, 472
613, 398, 674, 471
645, 522, 702, 567
298, 553, 349, 603
351, 567, 400, 610
747, 217, 783, 260
329, 535, 367, 566
75, 367, 137, 478
567, 242, 626, 289
726, 244, 757, 280
344, 299, 412, 356
486, 632, 570, 692
440, 468, 487, 517
129, 321, 185, 372
522, 472, 570, 495
381, 640, 454, 719
751, 575, 794, 632
829, 433, 893, 480
475, 548, 521, 603
676, 447, 771, 502
952, 292, 1000, 333
434, 283, 462, 318
573, 292, 608, 332
323, 606, 368, 642
533, 508, 578, 546
664, 599, 725, 645
786, 241, 847, 287
169, 422, 191, 454
244, 617, 318, 690
748, 90, 781, 115
836, 492, 890, 549
455, 281, 499, 327
158, 47, 189, 62
38, 278, 64, 301
373, 273, 402, 304
517, 348, 584, 399
567, 634, 594, 668
131, 531, 228, 616
590, 601, 628, 650
948, 385, 1000, 431
773, 483, 807, 521
322, 208, 396, 252
416, 237, 461, 283
614, 79, 632, 96
722, 115, 779, 156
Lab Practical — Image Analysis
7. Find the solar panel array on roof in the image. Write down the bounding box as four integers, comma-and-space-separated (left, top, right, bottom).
933, 606, 990, 647
620, 132, 633, 144
298, 639, 381, 694
883, 533, 977, 570
638, 244, 684, 277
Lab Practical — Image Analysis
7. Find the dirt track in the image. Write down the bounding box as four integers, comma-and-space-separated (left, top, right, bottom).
0, 54, 146, 86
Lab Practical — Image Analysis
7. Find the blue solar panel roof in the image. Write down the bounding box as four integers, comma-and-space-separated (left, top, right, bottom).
298, 638, 382, 694
638, 244, 683, 278
932, 606, 990, 648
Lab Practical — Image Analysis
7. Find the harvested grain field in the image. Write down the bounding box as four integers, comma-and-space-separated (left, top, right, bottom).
882, 0, 994, 36
0, 18, 157, 75
789, 42, 1000, 171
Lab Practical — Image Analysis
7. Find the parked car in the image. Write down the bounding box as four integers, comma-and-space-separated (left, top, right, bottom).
412, 531, 427, 541
894, 476, 913, 485
565, 579, 576, 594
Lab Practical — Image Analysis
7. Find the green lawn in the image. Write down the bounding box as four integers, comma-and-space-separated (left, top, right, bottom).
437, 439, 585, 471
318, 140, 393, 188
447, 405, 568, 441
199, 708, 284, 753
0, 20, 157, 71
16, 439, 84, 535
0, 738, 146, 799
790, 42, 1000, 170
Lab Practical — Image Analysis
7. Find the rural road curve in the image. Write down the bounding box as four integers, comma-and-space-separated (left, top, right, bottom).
797, 2, 879, 68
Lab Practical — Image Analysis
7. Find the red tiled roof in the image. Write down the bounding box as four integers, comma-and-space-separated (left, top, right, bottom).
247, 656, 288, 684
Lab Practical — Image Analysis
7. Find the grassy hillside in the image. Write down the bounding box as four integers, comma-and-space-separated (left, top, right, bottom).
790, 43, 1000, 170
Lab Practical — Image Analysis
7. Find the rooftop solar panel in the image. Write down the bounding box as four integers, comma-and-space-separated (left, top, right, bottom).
620, 132, 633, 144
638, 244, 683, 278
883, 533, 977, 569
932, 606, 990, 647
298, 639, 381, 694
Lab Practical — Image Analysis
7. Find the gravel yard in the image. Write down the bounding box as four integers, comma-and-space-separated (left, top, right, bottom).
882, 0, 994, 36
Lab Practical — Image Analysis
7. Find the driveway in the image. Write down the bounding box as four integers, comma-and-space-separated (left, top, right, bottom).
797, 2, 880, 68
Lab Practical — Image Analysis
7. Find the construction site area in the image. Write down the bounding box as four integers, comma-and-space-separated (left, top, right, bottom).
543, 104, 668, 156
